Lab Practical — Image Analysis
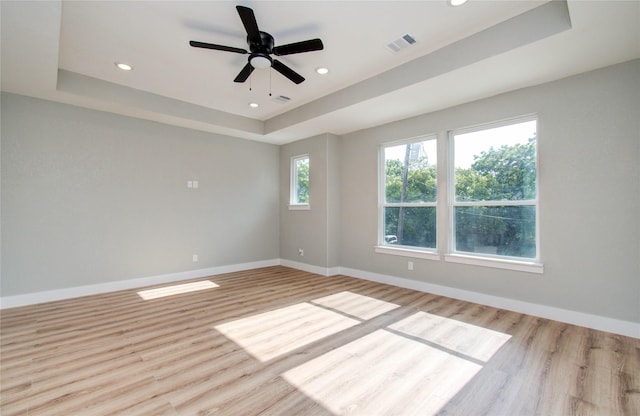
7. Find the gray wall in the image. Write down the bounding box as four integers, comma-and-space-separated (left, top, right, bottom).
280, 133, 340, 269
338, 60, 639, 323
2, 60, 638, 325
1, 93, 280, 296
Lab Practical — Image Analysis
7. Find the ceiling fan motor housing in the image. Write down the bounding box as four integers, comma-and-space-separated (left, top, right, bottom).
250, 31, 274, 54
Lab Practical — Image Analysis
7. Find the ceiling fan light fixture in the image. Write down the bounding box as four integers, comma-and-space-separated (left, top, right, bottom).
316, 67, 329, 75
250, 54, 272, 69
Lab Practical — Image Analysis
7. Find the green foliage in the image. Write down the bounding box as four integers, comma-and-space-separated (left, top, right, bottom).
385, 160, 436, 203
384, 206, 436, 248
384, 146, 436, 247
455, 136, 537, 257
455, 206, 536, 258
384, 137, 537, 258
457, 137, 537, 201
296, 159, 309, 203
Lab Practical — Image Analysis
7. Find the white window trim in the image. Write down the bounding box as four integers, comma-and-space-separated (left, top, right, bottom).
448, 115, 542, 270
288, 204, 310, 211
445, 253, 544, 274
374, 116, 544, 274
378, 135, 438, 252
289, 154, 309, 210
374, 245, 441, 261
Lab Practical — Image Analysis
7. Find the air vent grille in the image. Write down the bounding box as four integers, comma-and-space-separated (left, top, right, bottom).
272, 95, 291, 104
386, 34, 416, 53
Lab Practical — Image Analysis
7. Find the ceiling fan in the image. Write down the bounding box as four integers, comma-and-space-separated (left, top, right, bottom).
190, 5, 324, 85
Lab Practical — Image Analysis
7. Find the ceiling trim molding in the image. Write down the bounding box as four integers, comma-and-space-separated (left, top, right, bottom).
56, 69, 265, 137
264, 0, 571, 135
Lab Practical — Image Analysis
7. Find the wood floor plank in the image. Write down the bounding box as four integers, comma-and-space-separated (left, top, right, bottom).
1, 266, 638, 415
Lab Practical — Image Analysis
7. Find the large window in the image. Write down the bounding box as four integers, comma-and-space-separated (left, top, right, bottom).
451, 118, 538, 260
377, 117, 541, 271
290, 154, 309, 209
380, 137, 437, 250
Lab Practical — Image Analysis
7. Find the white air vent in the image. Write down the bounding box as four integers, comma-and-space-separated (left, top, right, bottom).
386, 34, 416, 53
272, 95, 291, 104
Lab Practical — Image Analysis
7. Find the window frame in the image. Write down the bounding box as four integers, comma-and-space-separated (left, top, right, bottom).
376, 135, 440, 260
373, 116, 543, 274
446, 115, 542, 271
289, 154, 310, 210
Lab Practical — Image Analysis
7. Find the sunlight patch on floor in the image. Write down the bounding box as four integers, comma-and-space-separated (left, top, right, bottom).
311, 291, 400, 320
214, 302, 360, 362
388, 311, 512, 362
282, 312, 512, 415
283, 329, 482, 415
137, 280, 219, 300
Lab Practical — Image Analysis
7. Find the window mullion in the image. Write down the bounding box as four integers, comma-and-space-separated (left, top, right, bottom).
453, 199, 537, 207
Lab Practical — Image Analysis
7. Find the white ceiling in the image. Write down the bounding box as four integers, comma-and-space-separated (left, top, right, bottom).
2, 1, 639, 145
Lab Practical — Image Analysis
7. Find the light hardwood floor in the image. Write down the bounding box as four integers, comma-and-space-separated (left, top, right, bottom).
1, 266, 638, 415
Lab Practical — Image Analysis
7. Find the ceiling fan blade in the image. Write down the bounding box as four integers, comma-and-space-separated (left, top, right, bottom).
272, 60, 305, 84
189, 41, 247, 54
273, 38, 324, 56
236, 5, 260, 43
234, 62, 255, 83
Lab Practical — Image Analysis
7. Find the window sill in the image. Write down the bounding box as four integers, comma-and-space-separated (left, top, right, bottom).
288, 204, 310, 211
374, 246, 440, 261
445, 254, 544, 274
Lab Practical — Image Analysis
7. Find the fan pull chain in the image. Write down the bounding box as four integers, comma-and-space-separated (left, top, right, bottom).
269, 68, 272, 97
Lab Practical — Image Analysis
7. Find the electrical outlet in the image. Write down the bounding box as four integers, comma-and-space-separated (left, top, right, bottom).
408, 261, 414, 270
192, 254, 198, 262
298, 249, 304, 256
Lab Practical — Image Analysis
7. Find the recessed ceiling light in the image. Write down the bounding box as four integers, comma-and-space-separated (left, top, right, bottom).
249, 102, 259, 108
115, 62, 133, 71
316, 67, 329, 75
449, 0, 468, 6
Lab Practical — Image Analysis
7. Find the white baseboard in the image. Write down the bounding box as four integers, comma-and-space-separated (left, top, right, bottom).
337, 267, 640, 339
0, 259, 280, 309
279, 259, 340, 277
2, 260, 637, 339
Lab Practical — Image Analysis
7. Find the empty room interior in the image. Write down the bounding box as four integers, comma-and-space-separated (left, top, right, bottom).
1, 1, 639, 415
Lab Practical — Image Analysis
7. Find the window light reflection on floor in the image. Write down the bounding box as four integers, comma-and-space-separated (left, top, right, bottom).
282, 312, 512, 415
214, 302, 360, 362
213, 291, 399, 362
311, 291, 400, 320
137, 280, 219, 300
388, 311, 512, 362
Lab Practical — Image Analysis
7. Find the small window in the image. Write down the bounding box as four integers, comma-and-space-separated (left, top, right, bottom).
290, 155, 309, 209
380, 137, 437, 250
451, 118, 538, 260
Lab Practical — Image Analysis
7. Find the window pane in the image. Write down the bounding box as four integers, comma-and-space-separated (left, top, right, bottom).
384, 140, 437, 203
295, 157, 309, 204
454, 120, 536, 202
454, 205, 536, 258
384, 207, 436, 249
